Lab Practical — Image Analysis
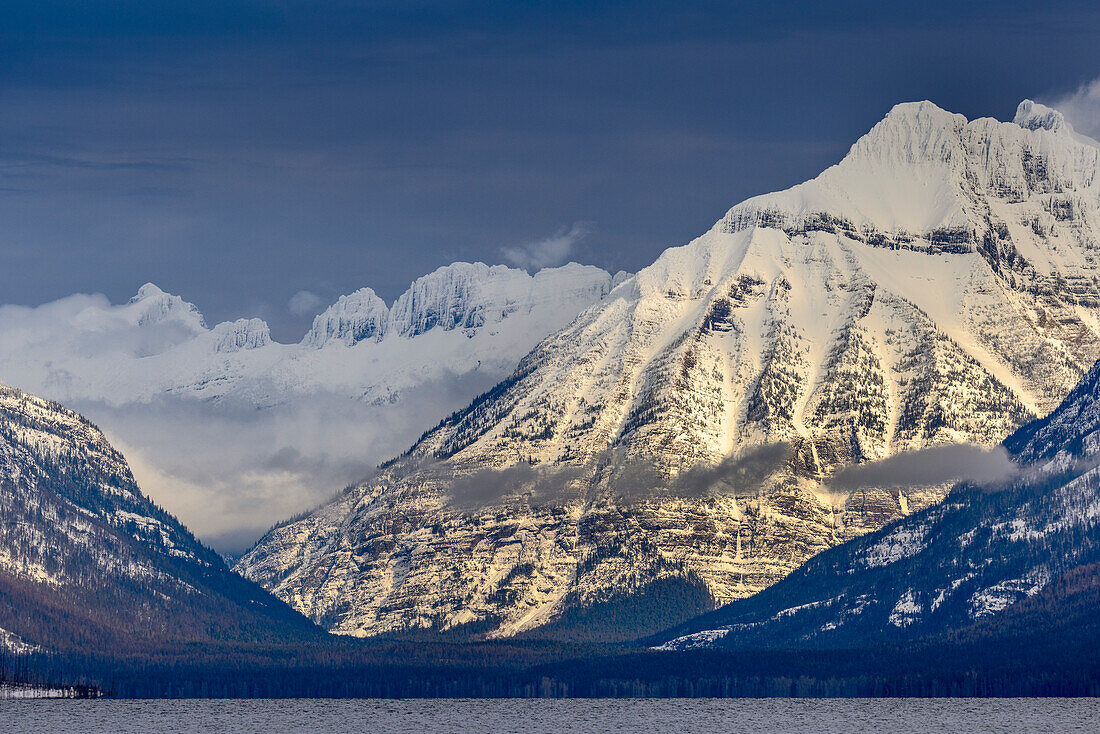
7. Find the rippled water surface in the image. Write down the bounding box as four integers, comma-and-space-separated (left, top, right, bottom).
4, 698, 1098, 733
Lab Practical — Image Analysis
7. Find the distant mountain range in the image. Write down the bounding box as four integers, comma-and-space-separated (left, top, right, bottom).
239, 99, 1100, 639
0, 262, 625, 544
0, 263, 626, 407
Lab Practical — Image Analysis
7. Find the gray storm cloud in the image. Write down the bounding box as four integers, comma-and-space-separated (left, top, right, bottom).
605, 442, 793, 504
671, 442, 793, 498
446, 463, 587, 511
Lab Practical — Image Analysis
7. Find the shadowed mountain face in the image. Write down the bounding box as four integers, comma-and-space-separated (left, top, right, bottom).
653, 358, 1100, 651
0, 384, 319, 657
239, 100, 1100, 640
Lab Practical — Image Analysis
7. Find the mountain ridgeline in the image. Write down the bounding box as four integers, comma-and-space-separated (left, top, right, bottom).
0, 263, 624, 409
3, 99, 1100, 698
238, 99, 1100, 640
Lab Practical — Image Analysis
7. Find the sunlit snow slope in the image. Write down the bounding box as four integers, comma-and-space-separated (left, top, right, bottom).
239, 100, 1100, 640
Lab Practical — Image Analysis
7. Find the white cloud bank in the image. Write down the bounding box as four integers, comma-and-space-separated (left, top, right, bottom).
0, 271, 613, 553
84, 380, 493, 554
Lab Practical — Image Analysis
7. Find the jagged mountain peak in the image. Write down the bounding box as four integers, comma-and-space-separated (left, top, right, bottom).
387, 261, 614, 338
300, 262, 615, 348
125, 282, 207, 330
239, 98, 1100, 640
861, 99, 968, 153
722, 98, 1098, 239
304, 287, 389, 348
1014, 99, 1069, 134
1015, 98, 1100, 149
212, 317, 272, 353
129, 282, 168, 302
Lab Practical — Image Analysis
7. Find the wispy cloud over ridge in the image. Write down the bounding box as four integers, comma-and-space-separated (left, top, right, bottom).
501, 222, 592, 271
826, 444, 1018, 492
287, 290, 323, 317
1047, 77, 1100, 139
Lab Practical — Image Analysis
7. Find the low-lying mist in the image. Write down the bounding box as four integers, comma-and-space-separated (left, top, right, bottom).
443, 442, 794, 511
825, 443, 1019, 493
69, 376, 496, 555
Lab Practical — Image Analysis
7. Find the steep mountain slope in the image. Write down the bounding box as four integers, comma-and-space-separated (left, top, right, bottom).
0, 262, 621, 543
0, 383, 318, 656
653, 357, 1100, 650
239, 99, 1100, 639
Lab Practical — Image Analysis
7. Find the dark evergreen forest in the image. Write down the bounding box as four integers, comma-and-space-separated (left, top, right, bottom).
3, 560, 1099, 698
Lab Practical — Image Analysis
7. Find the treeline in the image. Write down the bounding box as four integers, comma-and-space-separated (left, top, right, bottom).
7, 558, 1100, 700
4, 462, 1099, 702
5, 541, 1100, 699
520, 574, 716, 644
5, 639, 1100, 699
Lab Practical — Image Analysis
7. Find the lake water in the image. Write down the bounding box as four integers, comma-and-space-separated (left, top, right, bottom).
3, 697, 1098, 733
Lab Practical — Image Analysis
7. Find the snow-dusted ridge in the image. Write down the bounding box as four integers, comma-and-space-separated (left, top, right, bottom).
0, 383, 210, 590
0, 382, 321, 655
0, 261, 619, 405
238, 99, 1100, 639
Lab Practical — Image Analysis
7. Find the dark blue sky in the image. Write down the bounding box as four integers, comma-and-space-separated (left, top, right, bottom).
2, 1, 1099, 340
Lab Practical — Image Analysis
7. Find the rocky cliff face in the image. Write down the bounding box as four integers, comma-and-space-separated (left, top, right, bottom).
239, 100, 1100, 639
655, 357, 1100, 651
213, 318, 272, 353
304, 288, 390, 347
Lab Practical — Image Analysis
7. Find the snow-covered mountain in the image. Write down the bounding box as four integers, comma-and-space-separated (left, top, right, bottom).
654, 356, 1100, 651
0, 262, 621, 544
0, 383, 314, 655
238, 99, 1100, 639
